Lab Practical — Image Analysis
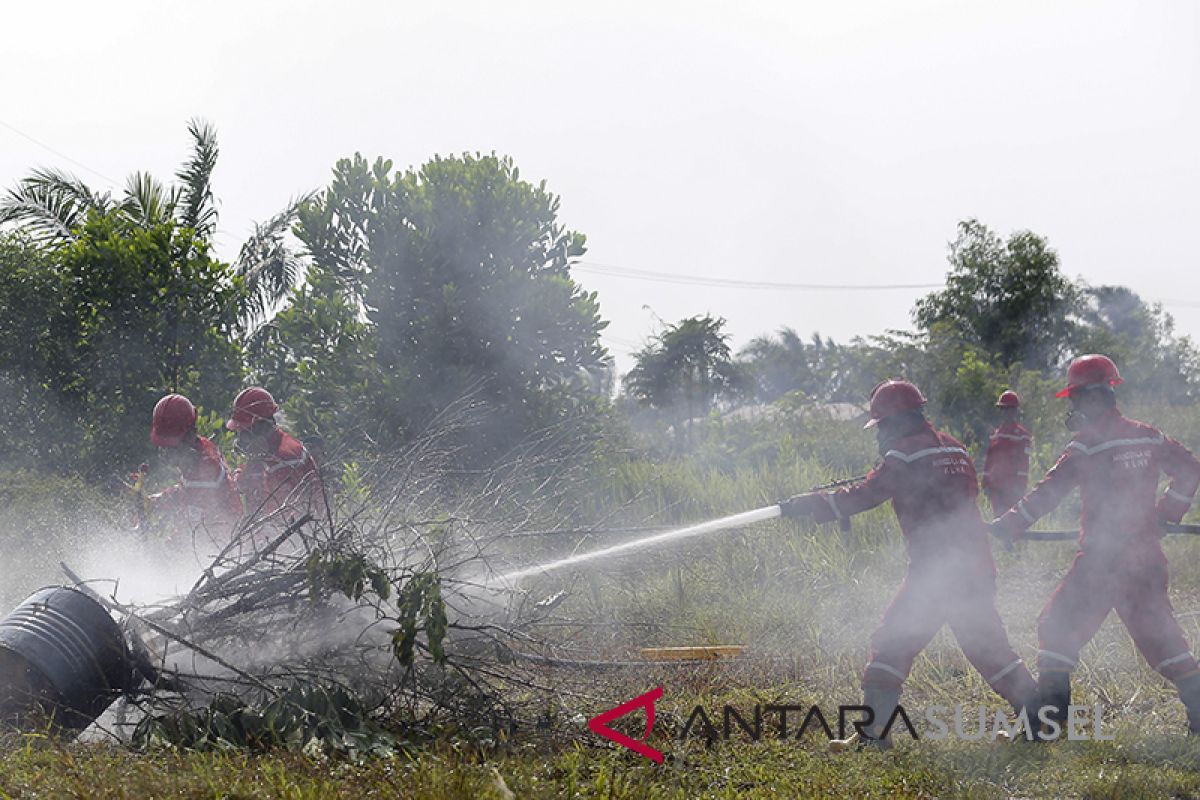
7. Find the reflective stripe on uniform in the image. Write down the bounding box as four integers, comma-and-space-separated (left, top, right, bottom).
265, 446, 311, 475
1017, 500, 1036, 524
1156, 652, 1196, 672
182, 461, 228, 490
883, 446, 969, 464
823, 493, 844, 521
988, 659, 1022, 685
1167, 488, 1196, 503
865, 661, 907, 682
994, 433, 1032, 442
1067, 436, 1164, 456
1038, 649, 1077, 668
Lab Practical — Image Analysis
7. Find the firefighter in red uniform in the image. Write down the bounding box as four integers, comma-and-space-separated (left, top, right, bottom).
780, 379, 1038, 744
146, 393, 243, 541
982, 390, 1033, 515
226, 387, 326, 520
992, 355, 1200, 735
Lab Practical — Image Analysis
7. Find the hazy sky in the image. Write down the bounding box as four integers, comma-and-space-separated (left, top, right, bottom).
2, 0, 1197, 373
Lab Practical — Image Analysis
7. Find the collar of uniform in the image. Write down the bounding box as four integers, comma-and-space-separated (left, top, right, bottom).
1072, 405, 1125, 441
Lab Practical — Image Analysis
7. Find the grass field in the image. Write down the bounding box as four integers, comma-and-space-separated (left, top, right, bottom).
5, 402, 1200, 797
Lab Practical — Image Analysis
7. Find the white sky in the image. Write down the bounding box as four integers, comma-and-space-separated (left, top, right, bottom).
2, 0, 1198, 374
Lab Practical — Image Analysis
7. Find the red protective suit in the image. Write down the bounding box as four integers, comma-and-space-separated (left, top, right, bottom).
149, 436, 243, 538
982, 420, 1032, 514
996, 407, 1200, 682
804, 420, 1036, 706
235, 428, 326, 519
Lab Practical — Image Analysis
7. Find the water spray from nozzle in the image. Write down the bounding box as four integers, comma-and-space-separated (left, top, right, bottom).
488, 505, 782, 588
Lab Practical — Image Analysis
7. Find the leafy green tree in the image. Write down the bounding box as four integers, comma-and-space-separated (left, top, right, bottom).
0, 235, 76, 469
287, 153, 610, 457
248, 267, 375, 448
62, 214, 243, 474
0, 119, 303, 337
1072, 286, 1200, 404
0, 120, 304, 477
914, 219, 1078, 372
0, 218, 243, 477
624, 315, 749, 446
738, 328, 865, 403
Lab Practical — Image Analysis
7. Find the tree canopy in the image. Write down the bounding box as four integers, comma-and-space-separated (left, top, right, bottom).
913, 218, 1078, 373
261, 152, 611, 457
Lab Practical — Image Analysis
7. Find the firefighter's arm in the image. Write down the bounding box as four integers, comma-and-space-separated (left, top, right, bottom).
1019, 431, 1033, 473
1157, 437, 1200, 523
981, 441, 997, 490
233, 461, 265, 501
993, 446, 1081, 540
146, 483, 184, 518
781, 462, 896, 523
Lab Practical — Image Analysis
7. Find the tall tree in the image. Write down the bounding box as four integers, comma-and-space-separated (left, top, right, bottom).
914, 219, 1078, 372
738, 328, 864, 403
0, 119, 304, 337
624, 315, 748, 445
1073, 286, 1200, 404
283, 153, 610, 456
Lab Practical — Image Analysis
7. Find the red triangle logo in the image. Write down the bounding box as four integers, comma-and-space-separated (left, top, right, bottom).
587, 686, 665, 763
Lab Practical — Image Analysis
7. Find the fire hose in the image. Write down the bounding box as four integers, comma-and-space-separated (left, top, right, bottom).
1020, 521, 1200, 542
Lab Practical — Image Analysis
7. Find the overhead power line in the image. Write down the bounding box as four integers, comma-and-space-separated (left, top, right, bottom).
0, 117, 120, 185
576, 261, 1200, 311
573, 260, 943, 291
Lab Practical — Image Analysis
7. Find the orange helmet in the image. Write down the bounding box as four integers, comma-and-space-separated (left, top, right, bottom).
151, 394, 197, 447
864, 379, 927, 429
226, 387, 280, 431
1056, 354, 1122, 398
996, 390, 1021, 409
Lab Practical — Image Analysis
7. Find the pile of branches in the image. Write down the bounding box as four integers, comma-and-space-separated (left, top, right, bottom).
64, 399, 623, 756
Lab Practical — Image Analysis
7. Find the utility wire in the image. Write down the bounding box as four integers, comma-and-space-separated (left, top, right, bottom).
578, 261, 1200, 312
574, 260, 943, 291
3, 121, 1197, 310
0, 117, 120, 186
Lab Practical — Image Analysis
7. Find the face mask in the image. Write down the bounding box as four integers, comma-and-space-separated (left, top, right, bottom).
1065, 407, 1088, 432
159, 444, 190, 470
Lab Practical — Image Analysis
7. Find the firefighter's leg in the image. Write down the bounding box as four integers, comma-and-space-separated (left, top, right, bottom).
1175, 672, 1200, 734
1036, 552, 1114, 735
1113, 548, 1200, 733
948, 575, 1039, 738
859, 572, 943, 745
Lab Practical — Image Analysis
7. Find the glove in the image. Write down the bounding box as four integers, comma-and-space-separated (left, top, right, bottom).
1157, 494, 1190, 526
778, 493, 827, 519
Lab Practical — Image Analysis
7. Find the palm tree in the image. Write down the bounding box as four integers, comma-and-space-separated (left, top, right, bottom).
0, 118, 306, 335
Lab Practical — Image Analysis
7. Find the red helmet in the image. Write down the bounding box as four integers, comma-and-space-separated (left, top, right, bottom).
1056, 354, 1123, 398
151, 394, 197, 447
226, 387, 280, 431
996, 390, 1021, 409
864, 379, 927, 429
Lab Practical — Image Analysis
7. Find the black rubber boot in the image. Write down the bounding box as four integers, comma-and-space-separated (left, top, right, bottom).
1037, 670, 1071, 741
861, 684, 902, 749
1174, 673, 1200, 735
1010, 689, 1042, 742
